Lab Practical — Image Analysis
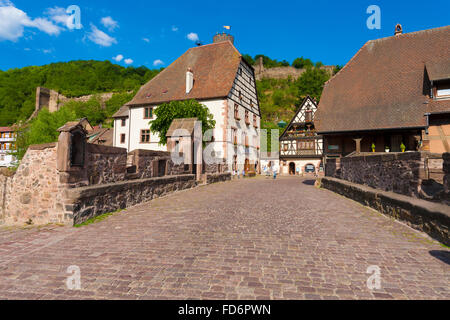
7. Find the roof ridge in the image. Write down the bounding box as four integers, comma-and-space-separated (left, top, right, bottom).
370, 24, 450, 43
324, 25, 450, 88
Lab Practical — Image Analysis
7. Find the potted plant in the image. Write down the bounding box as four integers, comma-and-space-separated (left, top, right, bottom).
385, 146, 390, 153
400, 142, 406, 152
371, 143, 376, 152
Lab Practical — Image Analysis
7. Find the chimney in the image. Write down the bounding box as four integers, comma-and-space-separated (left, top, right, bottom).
186, 68, 194, 94
394, 24, 403, 36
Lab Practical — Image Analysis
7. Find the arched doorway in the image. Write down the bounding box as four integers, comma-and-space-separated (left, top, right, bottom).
244, 158, 250, 173
289, 162, 296, 175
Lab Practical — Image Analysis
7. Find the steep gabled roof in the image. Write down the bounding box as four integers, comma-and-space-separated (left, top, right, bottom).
280, 96, 318, 140
127, 41, 243, 107
0, 127, 13, 133
315, 25, 450, 133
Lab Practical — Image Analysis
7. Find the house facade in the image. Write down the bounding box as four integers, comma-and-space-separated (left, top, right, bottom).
315, 25, 450, 158
279, 96, 323, 175
0, 127, 16, 167
113, 34, 261, 173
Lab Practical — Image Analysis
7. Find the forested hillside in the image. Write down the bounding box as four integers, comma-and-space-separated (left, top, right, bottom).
2, 57, 339, 159
0, 60, 161, 126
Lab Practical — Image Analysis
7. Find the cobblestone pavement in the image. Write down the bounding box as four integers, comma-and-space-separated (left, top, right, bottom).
0, 176, 448, 300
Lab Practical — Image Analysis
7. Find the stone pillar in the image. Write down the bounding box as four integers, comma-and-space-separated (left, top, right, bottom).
194, 121, 203, 181
353, 138, 363, 154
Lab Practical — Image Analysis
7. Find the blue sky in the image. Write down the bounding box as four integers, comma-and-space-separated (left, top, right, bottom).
0, 0, 448, 71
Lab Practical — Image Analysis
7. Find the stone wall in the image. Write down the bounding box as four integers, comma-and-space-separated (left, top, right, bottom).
87, 144, 127, 185
0, 173, 9, 224
66, 175, 197, 225
326, 152, 427, 197
206, 173, 231, 184
442, 153, 450, 204
2, 143, 70, 225
127, 149, 189, 179
253, 58, 335, 81
1, 121, 232, 226
321, 177, 450, 246
204, 161, 229, 174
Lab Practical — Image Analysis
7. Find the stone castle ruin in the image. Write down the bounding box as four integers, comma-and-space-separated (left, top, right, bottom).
252, 57, 335, 81
29, 87, 114, 121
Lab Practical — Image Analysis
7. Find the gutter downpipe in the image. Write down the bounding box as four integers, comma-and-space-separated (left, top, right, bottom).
424, 112, 430, 135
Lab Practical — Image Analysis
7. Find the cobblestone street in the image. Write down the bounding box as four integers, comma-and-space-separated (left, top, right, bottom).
0, 176, 448, 300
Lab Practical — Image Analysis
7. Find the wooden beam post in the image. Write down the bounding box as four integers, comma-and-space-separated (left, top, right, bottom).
353, 138, 363, 154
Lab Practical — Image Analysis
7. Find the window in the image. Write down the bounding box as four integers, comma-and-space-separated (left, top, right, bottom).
121, 119, 126, 127
245, 110, 250, 125
253, 114, 258, 128
141, 130, 151, 143
120, 134, 126, 144
233, 155, 237, 171
305, 109, 313, 122
436, 81, 450, 98
232, 128, 238, 145
298, 140, 315, 150
244, 133, 249, 147
234, 104, 240, 120
238, 67, 242, 76
144, 107, 153, 119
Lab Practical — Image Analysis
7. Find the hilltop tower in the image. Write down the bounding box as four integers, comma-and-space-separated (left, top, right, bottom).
213, 33, 234, 45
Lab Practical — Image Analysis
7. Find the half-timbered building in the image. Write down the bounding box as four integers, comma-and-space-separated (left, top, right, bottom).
279, 96, 323, 175
315, 25, 450, 157
112, 33, 261, 174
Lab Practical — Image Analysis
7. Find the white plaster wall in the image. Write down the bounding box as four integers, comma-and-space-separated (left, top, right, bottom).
113, 118, 129, 149
0, 153, 15, 167
279, 159, 322, 175
128, 106, 167, 152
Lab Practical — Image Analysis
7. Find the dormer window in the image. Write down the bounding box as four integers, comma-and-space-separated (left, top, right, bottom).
435, 80, 450, 99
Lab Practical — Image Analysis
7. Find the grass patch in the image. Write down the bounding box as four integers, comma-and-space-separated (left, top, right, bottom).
74, 209, 123, 228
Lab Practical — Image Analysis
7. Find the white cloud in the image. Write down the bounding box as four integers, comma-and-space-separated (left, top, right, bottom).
26, 17, 61, 35
142, 37, 150, 43
187, 32, 199, 42
124, 58, 133, 65
0, 2, 62, 41
171, 26, 178, 32
112, 54, 123, 62
46, 6, 81, 30
87, 24, 117, 47
153, 59, 164, 67
101, 16, 118, 31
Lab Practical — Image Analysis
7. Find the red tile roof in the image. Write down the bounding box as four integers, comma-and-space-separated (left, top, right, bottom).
315, 25, 450, 133
0, 127, 13, 133
127, 41, 243, 107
